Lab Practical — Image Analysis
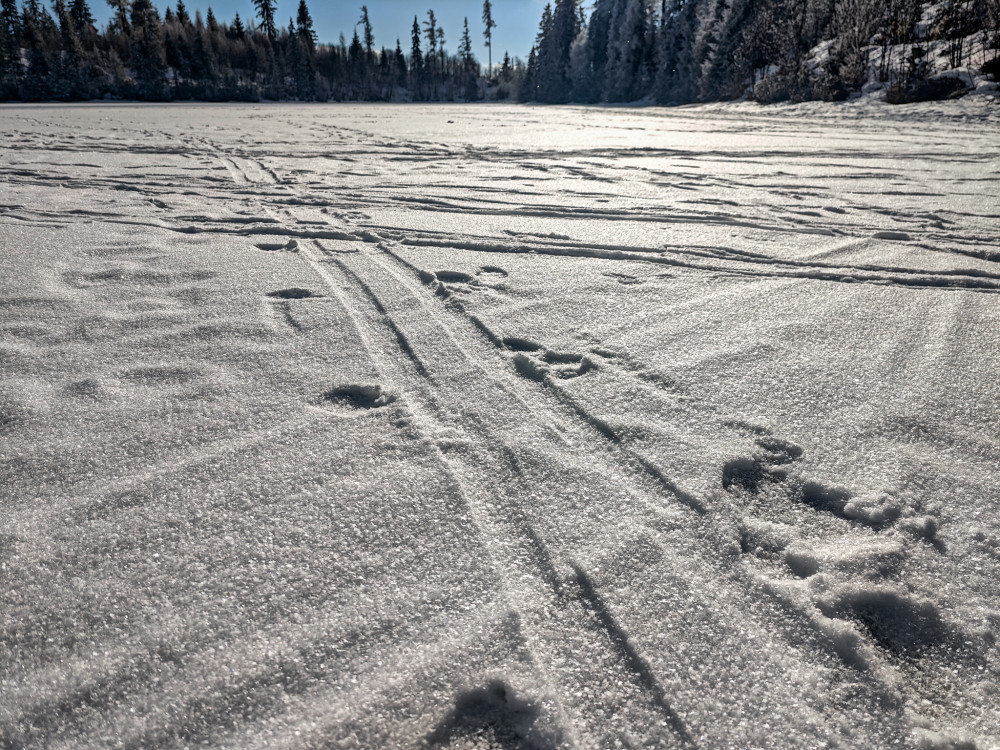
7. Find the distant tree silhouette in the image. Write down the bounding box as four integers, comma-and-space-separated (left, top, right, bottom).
481, 0, 495, 75
253, 0, 275, 42
409, 14, 423, 97
296, 0, 314, 52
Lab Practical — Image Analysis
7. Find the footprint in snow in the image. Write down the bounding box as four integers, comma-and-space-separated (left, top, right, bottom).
509, 347, 597, 382
425, 679, 550, 749
323, 383, 397, 409
502, 336, 541, 352
478, 265, 508, 278
256, 239, 299, 252
266, 288, 323, 299
434, 270, 477, 284
872, 231, 911, 241
722, 435, 910, 533
418, 270, 483, 299
721, 433, 982, 686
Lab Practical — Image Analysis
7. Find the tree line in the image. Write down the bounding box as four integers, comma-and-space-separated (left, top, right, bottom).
523, 0, 999, 104
1, 0, 997, 103
0, 0, 522, 100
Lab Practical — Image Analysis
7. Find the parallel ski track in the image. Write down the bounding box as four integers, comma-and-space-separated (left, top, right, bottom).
278, 208, 696, 747
73, 152, 886, 746
261, 196, 893, 747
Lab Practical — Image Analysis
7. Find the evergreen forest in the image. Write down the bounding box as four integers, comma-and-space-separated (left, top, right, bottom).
0, 0, 997, 104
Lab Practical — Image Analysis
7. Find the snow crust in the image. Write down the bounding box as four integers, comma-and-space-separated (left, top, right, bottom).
1, 100, 999, 749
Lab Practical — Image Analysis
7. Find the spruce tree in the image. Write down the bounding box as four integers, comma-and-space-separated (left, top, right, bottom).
378, 42, 389, 93
20, 0, 54, 99
296, 0, 315, 52
409, 15, 422, 96
434, 19, 444, 75
586, 0, 613, 100
393, 37, 406, 86
69, 0, 94, 36
653, 0, 699, 103
459, 16, 474, 71
424, 9, 437, 57
54, 0, 86, 97
1, 0, 20, 47
189, 9, 216, 85
423, 8, 438, 88
348, 27, 363, 94
289, 15, 315, 97
536, 2, 553, 48
519, 44, 537, 100
253, 0, 275, 42
482, 0, 496, 75
603, 0, 649, 102
0, 0, 20, 95
536, 0, 579, 102
129, 0, 166, 99
359, 5, 373, 56
106, 0, 130, 36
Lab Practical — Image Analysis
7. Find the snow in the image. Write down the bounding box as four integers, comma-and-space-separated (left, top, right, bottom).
1, 100, 999, 749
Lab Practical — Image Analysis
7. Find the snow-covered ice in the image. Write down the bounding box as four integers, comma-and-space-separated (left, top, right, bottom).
1, 100, 999, 749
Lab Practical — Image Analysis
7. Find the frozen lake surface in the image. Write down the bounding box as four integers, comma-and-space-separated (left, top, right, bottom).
2, 101, 999, 749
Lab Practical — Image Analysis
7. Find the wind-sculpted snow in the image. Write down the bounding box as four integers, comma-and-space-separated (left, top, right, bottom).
1, 101, 999, 750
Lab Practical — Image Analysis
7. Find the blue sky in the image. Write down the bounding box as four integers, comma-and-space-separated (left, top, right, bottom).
91, 0, 548, 66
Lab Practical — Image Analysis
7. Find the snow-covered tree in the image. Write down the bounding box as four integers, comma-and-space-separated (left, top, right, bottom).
536, 0, 580, 102
603, 0, 651, 101
130, 0, 166, 98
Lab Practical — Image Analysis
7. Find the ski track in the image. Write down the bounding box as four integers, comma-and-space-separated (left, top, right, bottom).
286, 210, 697, 747
2, 102, 999, 749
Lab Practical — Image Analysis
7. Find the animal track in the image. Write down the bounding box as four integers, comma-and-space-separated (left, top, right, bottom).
719, 432, 970, 682
425, 680, 550, 749
323, 383, 397, 409
723, 436, 908, 531
816, 588, 955, 658
64, 378, 106, 399
417, 267, 511, 301
256, 239, 299, 252
417, 269, 483, 299
512, 352, 549, 382
502, 336, 541, 352
266, 288, 323, 299
755, 435, 804, 464
434, 270, 476, 284
501, 336, 598, 382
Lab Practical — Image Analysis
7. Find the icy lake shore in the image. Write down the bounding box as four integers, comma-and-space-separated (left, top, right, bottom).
2, 101, 999, 748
